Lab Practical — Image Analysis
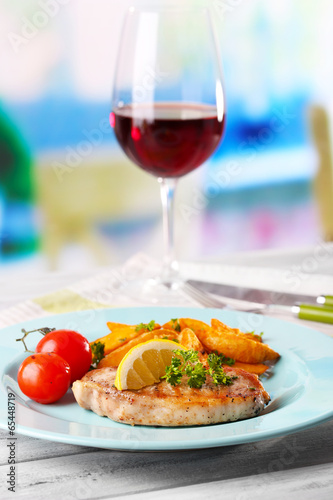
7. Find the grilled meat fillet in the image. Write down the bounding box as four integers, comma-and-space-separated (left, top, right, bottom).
72, 366, 270, 427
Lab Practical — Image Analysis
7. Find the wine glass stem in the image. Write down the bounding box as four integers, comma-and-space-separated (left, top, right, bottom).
158, 177, 179, 283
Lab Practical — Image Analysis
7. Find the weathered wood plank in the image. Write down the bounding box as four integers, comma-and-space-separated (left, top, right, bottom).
0, 420, 332, 500
0, 431, 94, 466
123, 463, 333, 500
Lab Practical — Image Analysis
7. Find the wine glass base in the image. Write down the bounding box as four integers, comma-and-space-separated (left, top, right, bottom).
120, 276, 183, 306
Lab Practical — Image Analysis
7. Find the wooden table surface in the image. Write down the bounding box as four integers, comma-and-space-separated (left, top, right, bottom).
0, 258, 333, 500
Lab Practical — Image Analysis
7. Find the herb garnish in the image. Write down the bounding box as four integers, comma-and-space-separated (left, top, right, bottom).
248, 331, 264, 338
90, 341, 105, 369
171, 318, 181, 332
162, 349, 236, 389
212, 350, 235, 366
135, 320, 156, 332
207, 353, 237, 385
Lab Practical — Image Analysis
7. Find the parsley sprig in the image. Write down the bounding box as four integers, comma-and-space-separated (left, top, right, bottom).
90, 341, 105, 369
171, 318, 181, 332
207, 353, 236, 385
212, 350, 235, 366
162, 349, 236, 389
135, 320, 156, 332
248, 331, 264, 338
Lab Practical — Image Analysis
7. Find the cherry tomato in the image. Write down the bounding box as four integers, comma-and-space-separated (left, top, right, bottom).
36, 329, 92, 383
18, 353, 71, 404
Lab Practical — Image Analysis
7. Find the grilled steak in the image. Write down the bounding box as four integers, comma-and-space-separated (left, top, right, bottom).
72, 366, 270, 427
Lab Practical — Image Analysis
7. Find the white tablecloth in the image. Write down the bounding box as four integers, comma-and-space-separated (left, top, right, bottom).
0, 246, 332, 335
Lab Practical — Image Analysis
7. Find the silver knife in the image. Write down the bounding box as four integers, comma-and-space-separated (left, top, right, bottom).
186, 280, 333, 324
187, 279, 331, 307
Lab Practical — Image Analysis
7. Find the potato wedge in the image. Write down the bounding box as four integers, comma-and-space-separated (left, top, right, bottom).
242, 333, 263, 343
162, 319, 181, 332
92, 321, 161, 354
106, 321, 161, 334
97, 329, 180, 368
178, 318, 211, 336
106, 322, 133, 332
211, 319, 263, 343
197, 326, 279, 364
177, 328, 204, 352
211, 318, 239, 335
232, 361, 269, 376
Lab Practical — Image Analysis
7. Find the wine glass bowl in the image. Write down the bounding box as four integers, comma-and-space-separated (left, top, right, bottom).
112, 102, 225, 178
110, 2, 225, 303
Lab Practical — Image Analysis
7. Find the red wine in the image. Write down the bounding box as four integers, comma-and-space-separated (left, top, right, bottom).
111, 103, 225, 178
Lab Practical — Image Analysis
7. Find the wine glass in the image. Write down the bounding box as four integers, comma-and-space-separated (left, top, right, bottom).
110, 1, 225, 303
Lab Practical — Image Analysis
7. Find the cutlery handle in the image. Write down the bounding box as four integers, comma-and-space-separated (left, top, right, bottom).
296, 304, 333, 324
319, 295, 333, 307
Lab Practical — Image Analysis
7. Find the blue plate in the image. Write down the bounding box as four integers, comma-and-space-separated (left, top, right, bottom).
1, 307, 333, 451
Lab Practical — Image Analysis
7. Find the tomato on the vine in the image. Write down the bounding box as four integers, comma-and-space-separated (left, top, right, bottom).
17, 353, 71, 404
35, 329, 92, 383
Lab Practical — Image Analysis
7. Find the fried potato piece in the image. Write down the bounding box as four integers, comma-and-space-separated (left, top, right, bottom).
92, 322, 161, 355
162, 319, 181, 332
242, 333, 263, 343
211, 318, 239, 335
106, 321, 161, 335
211, 319, 262, 343
98, 329, 179, 368
177, 328, 204, 352
98, 326, 206, 369
195, 321, 279, 364
106, 322, 133, 331
232, 361, 269, 376
178, 318, 211, 336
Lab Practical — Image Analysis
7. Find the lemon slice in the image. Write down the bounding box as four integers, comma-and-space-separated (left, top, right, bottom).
115, 339, 186, 390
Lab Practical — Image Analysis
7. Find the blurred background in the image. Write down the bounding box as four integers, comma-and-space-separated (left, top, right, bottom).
1, 0, 333, 273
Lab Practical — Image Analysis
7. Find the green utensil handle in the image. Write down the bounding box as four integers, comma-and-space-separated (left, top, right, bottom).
323, 295, 333, 307
297, 304, 333, 324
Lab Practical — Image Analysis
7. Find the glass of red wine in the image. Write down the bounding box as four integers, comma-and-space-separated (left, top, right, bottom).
110, 1, 225, 303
